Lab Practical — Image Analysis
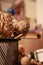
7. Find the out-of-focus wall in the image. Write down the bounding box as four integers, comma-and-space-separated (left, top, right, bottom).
0, 1, 1, 11
1, 1, 13, 11
24, 0, 36, 18
19, 39, 43, 54
36, 0, 43, 28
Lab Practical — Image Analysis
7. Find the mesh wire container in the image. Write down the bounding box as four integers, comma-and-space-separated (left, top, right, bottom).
0, 39, 18, 65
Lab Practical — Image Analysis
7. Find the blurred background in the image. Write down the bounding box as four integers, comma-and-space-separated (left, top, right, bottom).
0, 0, 43, 65
0, 0, 43, 38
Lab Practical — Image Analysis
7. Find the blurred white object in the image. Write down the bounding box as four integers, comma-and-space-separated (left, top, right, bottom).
21, 56, 30, 65
34, 49, 43, 62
